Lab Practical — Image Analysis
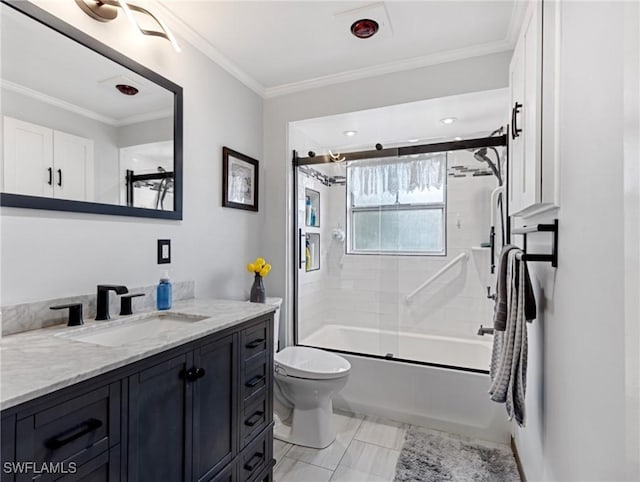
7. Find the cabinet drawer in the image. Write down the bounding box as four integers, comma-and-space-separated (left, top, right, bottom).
206, 460, 236, 482
241, 322, 269, 362
239, 425, 272, 482
15, 383, 119, 479
39, 445, 120, 482
241, 395, 268, 447
242, 356, 267, 401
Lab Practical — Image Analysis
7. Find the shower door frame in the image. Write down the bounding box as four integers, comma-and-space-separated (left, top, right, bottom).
292, 134, 508, 375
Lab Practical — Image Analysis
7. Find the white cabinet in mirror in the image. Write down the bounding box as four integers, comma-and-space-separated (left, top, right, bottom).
3, 116, 95, 202
0, 1, 182, 218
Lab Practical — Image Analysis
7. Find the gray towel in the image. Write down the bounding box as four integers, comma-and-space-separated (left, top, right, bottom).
489, 249, 531, 427
493, 245, 536, 330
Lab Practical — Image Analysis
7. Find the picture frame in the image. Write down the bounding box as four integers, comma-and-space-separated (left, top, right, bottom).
222, 146, 259, 212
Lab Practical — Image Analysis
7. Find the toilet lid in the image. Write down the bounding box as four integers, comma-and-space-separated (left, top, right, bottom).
274, 346, 351, 380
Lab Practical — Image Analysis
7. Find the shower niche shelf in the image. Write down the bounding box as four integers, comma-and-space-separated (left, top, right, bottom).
305, 188, 320, 228
305, 233, 320, 272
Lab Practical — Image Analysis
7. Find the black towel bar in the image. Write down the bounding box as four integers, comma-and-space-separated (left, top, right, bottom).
511, 219, 558, 267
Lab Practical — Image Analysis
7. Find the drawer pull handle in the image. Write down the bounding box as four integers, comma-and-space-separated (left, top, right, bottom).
44, 418, 102, 450
244, 452, 264, 472
244, 410, 265, 427
245, 375, 265, 388
246, 338, 265, 349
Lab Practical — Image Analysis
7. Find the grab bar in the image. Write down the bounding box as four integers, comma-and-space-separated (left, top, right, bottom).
404, 252, 468, 304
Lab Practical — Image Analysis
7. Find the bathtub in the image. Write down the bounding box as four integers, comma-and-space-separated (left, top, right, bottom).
300, 324, 510, 443
301, 323, 492, 372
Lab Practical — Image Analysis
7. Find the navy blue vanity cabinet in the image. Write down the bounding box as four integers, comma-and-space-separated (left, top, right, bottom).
11, 381, 121, 482
192, 335, 238, 481
126, 354, 191, 482
0, 313, 274, 482
1, 414, 16, 482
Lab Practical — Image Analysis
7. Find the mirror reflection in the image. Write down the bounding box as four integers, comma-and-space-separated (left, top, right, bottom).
1, 4, 176, 211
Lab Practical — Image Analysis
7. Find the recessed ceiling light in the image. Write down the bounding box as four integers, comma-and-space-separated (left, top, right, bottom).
116, 84, 139, 96
440, 117, 457, 125
408, 138, 419, 143
350, 19, 379, 39
343, 130, 358, 137
454, 136, 462, 141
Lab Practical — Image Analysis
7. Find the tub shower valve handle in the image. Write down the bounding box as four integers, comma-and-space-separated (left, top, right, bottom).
50, 303, 84, 327
487, 287, 497, 301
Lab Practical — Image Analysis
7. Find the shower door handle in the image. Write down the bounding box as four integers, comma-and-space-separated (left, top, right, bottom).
299, 229, 305, 269
511, 102, 523, 140
489, 226, 496, 274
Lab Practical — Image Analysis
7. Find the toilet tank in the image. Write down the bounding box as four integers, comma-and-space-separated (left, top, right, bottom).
266, 297, 282, 353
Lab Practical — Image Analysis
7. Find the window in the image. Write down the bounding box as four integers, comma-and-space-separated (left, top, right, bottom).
346, 153, 446, 255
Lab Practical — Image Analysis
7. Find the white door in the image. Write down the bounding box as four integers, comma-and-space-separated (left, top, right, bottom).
2, 116, 54, 197
53, 130, 94, 202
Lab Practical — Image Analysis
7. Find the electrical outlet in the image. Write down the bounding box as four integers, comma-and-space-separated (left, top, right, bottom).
157, 239, 171, 264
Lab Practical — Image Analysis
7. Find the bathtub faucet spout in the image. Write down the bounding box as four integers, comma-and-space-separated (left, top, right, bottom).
477, 325, 494, 336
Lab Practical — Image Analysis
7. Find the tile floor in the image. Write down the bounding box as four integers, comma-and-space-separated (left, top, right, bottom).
273, 411, 408, 482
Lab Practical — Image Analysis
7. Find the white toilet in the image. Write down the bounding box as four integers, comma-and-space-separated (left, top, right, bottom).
273, 346, 351, 448
264, 298, 351, 448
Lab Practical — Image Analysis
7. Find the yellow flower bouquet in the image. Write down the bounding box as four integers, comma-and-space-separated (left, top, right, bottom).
247, 257, 271, 303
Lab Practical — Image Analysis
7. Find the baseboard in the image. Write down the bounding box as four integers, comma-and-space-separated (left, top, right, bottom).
333, 397, 510, 444
510, 436, 528, 482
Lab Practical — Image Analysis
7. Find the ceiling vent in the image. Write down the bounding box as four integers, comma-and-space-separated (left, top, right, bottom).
334, 2, 392, 41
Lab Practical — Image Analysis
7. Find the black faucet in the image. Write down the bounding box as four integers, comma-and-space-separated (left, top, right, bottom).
96, 285, 128, 320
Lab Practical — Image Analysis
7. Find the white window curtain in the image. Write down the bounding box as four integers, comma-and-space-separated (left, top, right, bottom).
348, 153, 446, 198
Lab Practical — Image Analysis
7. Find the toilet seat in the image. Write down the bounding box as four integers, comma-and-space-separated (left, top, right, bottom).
275, 346, 351, 380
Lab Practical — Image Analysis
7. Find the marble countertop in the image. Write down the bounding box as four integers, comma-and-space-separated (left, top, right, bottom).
0, 298, 276, 411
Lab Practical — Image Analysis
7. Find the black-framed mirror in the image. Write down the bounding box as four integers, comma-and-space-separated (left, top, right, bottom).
0, 1, 183, 219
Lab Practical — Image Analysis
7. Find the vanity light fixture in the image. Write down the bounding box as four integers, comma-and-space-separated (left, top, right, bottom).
440, 117, 457, 125
343, 130, 358, 137
75, 0, 181, 52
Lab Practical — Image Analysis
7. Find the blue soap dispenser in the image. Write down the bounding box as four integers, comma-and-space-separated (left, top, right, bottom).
157, 270, 172, 310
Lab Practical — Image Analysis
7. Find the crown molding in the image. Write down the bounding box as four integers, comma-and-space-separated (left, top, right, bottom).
2, 79, 117, 125
2, 80, 172, 127
153, 1, 520, 100
263, 39, 513, 99
150, 1, 266, 97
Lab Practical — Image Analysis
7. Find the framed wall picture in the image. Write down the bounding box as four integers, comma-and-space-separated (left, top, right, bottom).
222, 147, 259, 211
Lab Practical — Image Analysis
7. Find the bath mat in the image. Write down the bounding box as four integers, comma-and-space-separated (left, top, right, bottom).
394, 427, 520, 482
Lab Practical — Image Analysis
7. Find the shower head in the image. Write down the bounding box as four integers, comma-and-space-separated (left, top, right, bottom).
473, 148, 502, 185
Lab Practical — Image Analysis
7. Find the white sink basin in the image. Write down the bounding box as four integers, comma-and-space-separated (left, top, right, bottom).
60, 312, 208, 347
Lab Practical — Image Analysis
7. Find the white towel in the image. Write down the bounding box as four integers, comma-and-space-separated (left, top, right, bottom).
489, 249, 529, 427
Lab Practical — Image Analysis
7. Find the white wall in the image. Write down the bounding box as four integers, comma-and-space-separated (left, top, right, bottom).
623, 2, 640, 478
513, 2, 633, 480
1, 1, 263, 306
263, 51, 512, 344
